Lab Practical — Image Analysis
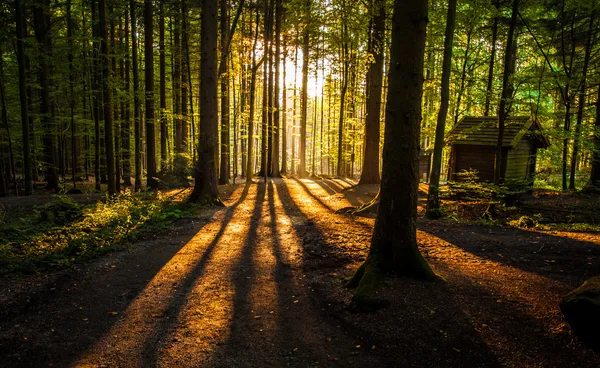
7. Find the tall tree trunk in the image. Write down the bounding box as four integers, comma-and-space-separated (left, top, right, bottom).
159, 1, 167, 170
131, 0, 142, 191
67, 0, 78, 188
494, 0, 519, 184
299, 4, 310, 178
292, 32, 298, 175
484, 0, 499, 116
219, 0, 231, 184
337, 25, 349, 177
181, 1, 189, 154
569, 9, 595, 190
281, 35, 288, 174
359, 0, 385, 185
246, 10, 261, 183
425, 0, 457, 218
453, 29, 472, 126
92, 0, 101, 191
144, 0, 157, 189
348, 0, 438, 311
173, 7, 182, 153
33, 0, 59, 191
271, 0, 282, 177
15, 0, 33, 195
111, 12, 121, 192
99, 0, 116, 194
585, 86, 600, 191
190, 0, 222, 203
123, 8, 132, 186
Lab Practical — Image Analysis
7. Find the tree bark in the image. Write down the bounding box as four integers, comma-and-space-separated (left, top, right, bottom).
585, 86, 600, 191
359, 0, 385, 185
246, 9, 261, 183
15, 0, 33, 195
425, 0, 457, 218
348, 0, 439, 311
271, 0, 283, 177
99, 0, 116, 195
484, 0, 499, 117
569, 9, 595, 190
33, 0, 59, 191
219, 0, 231, 184
144, 0, 157, 189
130, 0, 142, 190
299, 3, 310, 178
159, 1, 167, 170
190, 0, 222, 204
494, 0, 519, 184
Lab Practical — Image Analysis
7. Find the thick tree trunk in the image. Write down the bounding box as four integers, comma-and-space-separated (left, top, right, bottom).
15, 0, 33, 195
494, 0, 519, 184
359, 0, 385, 185
190, 0, 222, 204
425, 0, 457, 218
144, 0, 157, 189
348, 0, 438, 311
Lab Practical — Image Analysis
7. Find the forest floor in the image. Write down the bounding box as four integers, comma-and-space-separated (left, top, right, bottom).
0, 178, 599, 367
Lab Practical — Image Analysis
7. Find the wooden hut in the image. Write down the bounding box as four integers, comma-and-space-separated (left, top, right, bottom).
446, 116, 550, 183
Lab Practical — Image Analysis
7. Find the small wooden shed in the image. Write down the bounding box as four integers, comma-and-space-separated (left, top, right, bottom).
446, 116, 550, 183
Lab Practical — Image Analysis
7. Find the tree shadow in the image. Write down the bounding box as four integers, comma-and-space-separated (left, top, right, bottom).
139, 184, 252, 366
419, 220, 600, 285
272, 178, 502, 367
0, 185, 250, 368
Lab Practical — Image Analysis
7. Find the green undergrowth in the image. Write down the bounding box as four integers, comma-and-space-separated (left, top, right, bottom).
0, 190, 197, 276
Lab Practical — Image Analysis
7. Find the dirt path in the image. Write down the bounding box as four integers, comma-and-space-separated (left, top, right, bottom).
1, 178, 599, 367
0, 179, 380, 367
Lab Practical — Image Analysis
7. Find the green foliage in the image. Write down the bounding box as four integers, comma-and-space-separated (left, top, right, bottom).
36, 195, 82, 224
0, 190, 194, 276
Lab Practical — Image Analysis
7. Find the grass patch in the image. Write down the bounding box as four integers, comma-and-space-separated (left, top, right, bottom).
0, 190, 197, 276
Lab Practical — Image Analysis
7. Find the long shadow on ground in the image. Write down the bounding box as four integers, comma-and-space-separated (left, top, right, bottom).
0, 186, 248, 367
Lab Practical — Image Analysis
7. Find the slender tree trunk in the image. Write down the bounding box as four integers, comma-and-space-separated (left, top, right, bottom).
67, 0, 78, 188
33, 0, 59, 191
281, 35, 288, 174
569, 9, 595, 190
111, 12, 121, 192
131, 0, 142, 191
159, 1, 167, 170
359, 0, 385, 185
585, 86, 600, 191
246, 10, 261, 183
348, 0, 438, 311
425, 0, 457, 218
453, 29, 472, 126
181, 1, 189, 154
219, 0, 231, 184
494, 0, 519, 184
15, 0, 33, 195
484, 0, 499, 116
123, 8, 132, 186
99, 0, 116, 194
190, 0, 222, 203
292, 33, 298, 175
337, 26, 349, 177
144, 0, 157, 189
299, 5, 310, 178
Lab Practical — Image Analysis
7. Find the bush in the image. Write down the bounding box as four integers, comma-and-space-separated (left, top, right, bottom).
36, 195, 82, 224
